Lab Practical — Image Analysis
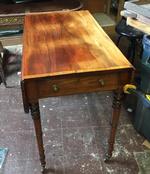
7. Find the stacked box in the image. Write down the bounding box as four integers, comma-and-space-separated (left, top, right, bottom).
132, 35, 150, 140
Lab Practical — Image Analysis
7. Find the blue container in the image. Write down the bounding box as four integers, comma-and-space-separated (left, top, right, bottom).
142, 35, 150, 64
134, 93, 150, 141
140, 35, 150, 93
140, 63, 150, 94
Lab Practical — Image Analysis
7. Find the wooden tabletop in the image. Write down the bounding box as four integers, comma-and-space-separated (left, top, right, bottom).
22, 10, 133, 80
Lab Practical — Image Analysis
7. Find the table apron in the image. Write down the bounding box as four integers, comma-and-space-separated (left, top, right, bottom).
23, 71, 132, 102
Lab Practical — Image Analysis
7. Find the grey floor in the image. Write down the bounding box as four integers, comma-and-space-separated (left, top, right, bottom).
0, 45, 148, 174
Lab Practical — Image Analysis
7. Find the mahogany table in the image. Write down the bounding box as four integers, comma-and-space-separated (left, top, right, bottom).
21, 10, 134, 173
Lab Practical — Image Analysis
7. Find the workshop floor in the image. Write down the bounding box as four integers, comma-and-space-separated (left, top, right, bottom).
0, 45, 149, 174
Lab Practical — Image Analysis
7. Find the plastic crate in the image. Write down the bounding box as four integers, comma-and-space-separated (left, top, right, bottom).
142, 35, 150, 64
140, 35, 150, 93
134, 93, 150, 141
140, 63, 150, 94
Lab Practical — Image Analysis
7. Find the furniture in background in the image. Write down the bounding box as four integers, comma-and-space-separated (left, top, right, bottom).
115, 17, 143, 64
21, 10, 133, 172
86, 0, 124, 35
0, 39, 22, 87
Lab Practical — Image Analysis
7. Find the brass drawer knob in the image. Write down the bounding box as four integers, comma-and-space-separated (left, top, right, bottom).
52, 84, 59, 92
99, 79, 105, 86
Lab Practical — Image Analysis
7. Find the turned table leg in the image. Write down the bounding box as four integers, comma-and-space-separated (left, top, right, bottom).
0, 60, 7, 87
105, 89, 122, 161
30, 102, 46, 173
21, 81, 29, 113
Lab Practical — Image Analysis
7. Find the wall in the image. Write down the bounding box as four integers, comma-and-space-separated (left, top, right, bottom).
81, 0, 107, 13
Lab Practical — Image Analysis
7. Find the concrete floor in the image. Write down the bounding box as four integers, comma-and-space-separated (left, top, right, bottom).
0, 45, 148, 174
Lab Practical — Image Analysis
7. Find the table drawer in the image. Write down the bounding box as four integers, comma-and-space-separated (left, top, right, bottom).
36, 73, 119, 98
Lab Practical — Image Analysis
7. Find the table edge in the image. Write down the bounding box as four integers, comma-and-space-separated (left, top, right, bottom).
21, 65, 134, 80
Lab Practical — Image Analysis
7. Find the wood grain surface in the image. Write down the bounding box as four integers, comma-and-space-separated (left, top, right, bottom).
22, 10, 133, 80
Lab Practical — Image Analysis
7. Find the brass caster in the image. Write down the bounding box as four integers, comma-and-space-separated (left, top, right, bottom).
104, 153, 111, 163
41, 167, 46, 174
24, 106, 29, 113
